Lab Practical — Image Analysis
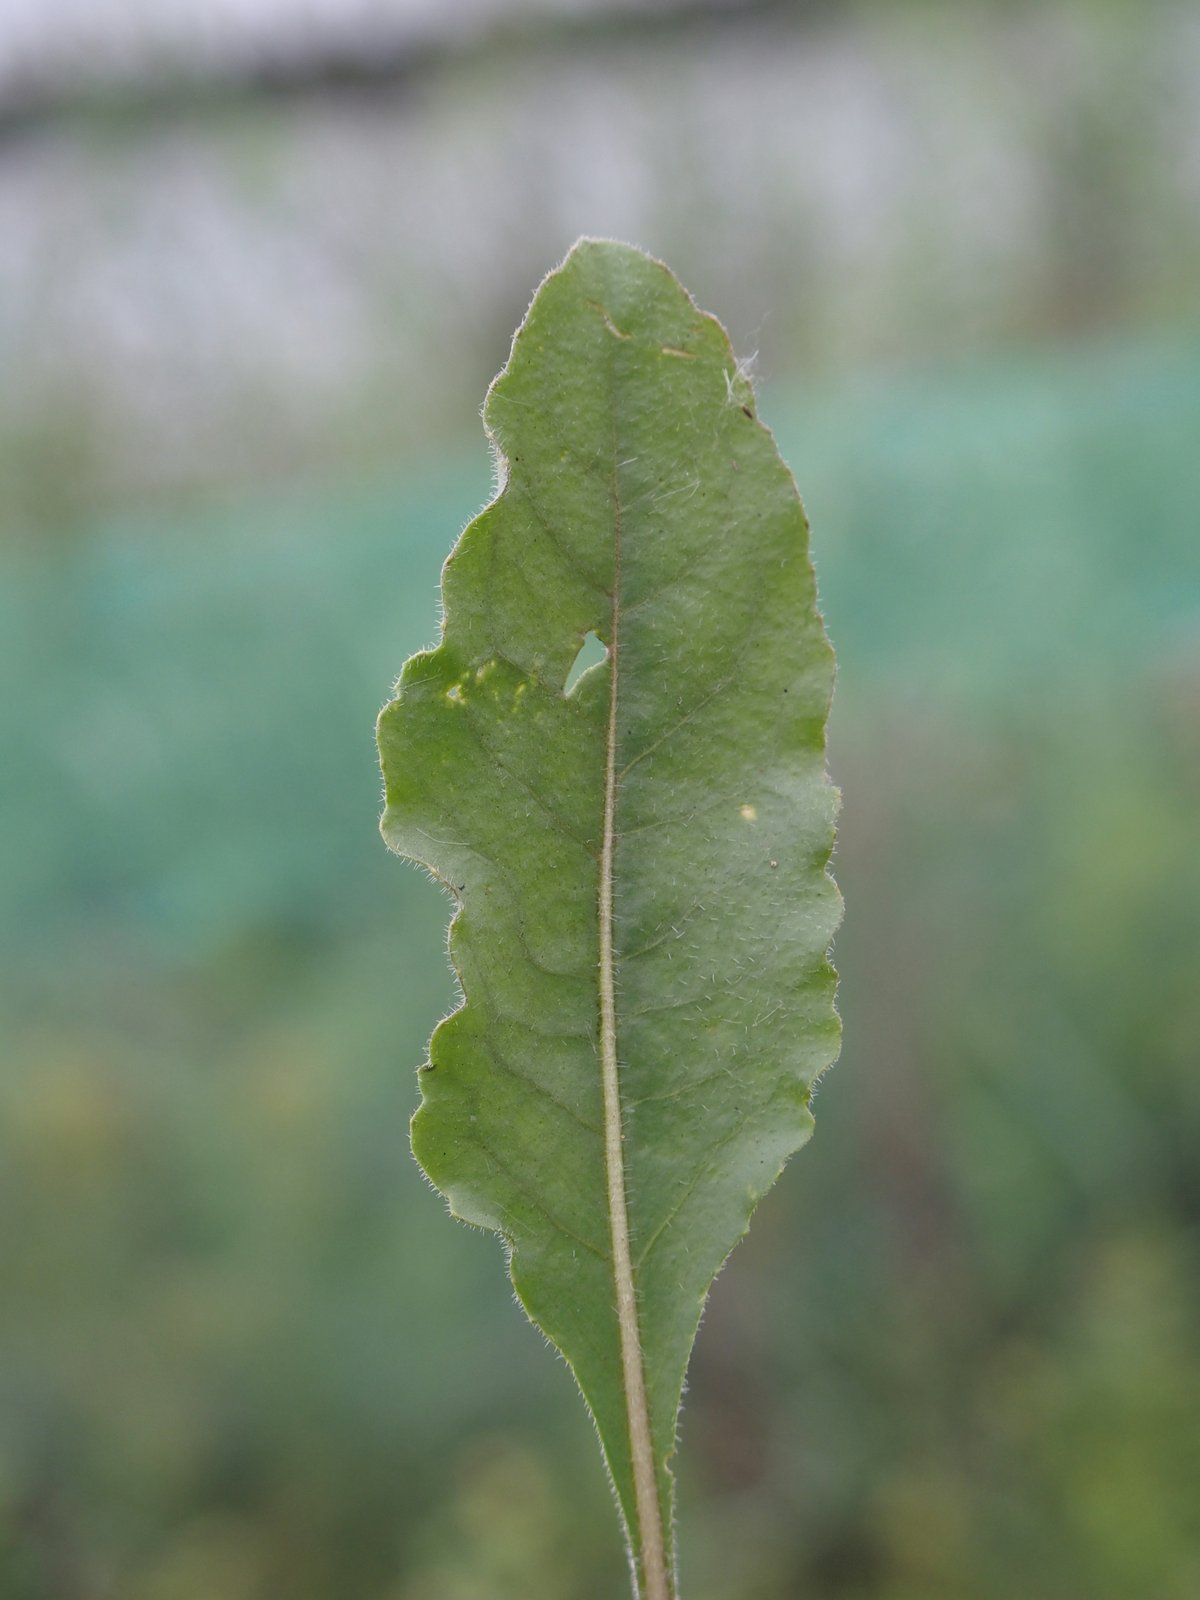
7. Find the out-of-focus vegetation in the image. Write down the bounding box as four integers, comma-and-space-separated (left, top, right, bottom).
4, 0, 1199, 531
3, 1, 1199, 1596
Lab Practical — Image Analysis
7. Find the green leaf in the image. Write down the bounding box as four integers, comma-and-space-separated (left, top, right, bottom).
377, 240, 841, 1599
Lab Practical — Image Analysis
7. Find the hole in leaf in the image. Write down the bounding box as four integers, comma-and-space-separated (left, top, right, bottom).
564, 630, 608, 695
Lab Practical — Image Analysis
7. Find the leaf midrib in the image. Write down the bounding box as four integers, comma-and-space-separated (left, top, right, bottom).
598, 402, 671, 1600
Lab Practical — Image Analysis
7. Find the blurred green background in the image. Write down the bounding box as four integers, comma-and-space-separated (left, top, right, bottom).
2, 2, 1199, 1597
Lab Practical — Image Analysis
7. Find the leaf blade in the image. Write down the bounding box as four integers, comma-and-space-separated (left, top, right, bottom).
378, 240, 841, 1598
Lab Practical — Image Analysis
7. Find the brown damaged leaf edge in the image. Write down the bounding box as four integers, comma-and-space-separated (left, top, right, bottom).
377, 239, 842, 1600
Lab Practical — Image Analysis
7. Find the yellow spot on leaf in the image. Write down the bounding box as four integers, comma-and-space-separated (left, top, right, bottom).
740, 804, 758, 822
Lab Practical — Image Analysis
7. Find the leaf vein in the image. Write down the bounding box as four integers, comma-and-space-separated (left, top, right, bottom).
481, 1037, 602, 1138
632, 1111, 754, 1273
469, 1132, 611, 1262
618, 606, 760, 779
457, 711, 599, 859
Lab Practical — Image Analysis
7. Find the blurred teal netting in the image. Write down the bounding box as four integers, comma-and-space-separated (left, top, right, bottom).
2, 338, 1199, 1599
